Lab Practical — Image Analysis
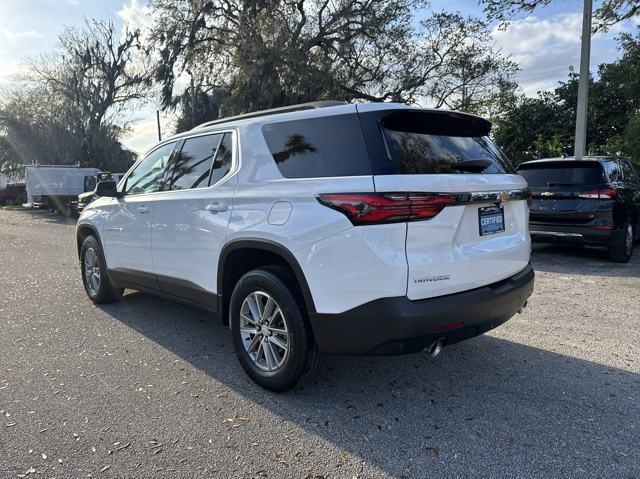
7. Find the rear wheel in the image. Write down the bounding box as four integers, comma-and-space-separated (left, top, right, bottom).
608, 221, 634, 263
229, 269, 320, 392
80, 235, 123, 303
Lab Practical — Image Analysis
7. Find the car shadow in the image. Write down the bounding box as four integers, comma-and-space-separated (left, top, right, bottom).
531, 242, 640, 278
98, 292, 639, 477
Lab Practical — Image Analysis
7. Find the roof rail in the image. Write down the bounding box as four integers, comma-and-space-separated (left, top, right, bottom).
192, 100, 348, 130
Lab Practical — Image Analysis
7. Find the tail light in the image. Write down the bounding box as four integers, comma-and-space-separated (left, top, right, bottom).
316, 193, 457, 225
579, 188, 618, 199
598, 188, 618, 199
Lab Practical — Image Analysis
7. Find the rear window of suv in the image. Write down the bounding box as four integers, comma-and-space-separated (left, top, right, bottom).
382, 129, 514, 174
518, 161, 605, 187
359, 109, 515, 175
262, 114, 372, 178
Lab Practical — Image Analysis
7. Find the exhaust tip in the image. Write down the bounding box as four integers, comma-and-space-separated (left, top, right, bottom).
518, 300, 528, 314
427, 338, 444, 358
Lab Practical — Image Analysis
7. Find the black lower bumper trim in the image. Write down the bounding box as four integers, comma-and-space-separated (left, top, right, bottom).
530, 223, 612, 246
309, 264, 534, 355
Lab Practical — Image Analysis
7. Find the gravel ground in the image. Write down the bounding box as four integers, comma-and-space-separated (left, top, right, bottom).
0, 209, 638, 479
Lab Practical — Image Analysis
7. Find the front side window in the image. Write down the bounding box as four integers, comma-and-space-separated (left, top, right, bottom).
165, 134, 223, 191
124, 142, 176, 195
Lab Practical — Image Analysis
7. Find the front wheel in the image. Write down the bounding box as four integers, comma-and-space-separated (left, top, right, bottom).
608, 221, 635, 263
80, 235, 123, 303
229, 269, 320, 392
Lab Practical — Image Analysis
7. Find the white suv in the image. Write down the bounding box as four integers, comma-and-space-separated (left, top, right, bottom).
77, 102, 534, 391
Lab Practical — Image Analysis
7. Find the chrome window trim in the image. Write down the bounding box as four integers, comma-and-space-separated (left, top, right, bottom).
120, 129, 240, 198
155, 128, 239, 196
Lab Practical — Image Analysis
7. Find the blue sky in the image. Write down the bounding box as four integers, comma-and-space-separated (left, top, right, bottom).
0, 0, 638, 155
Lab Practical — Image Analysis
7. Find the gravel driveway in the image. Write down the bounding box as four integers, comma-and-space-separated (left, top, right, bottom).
0, 209, 638, 478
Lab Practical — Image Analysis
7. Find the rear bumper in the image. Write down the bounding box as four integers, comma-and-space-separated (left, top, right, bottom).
530, 223, 612, 246
309, 264, 534, 355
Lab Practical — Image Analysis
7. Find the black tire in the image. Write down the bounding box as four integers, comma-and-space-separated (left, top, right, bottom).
608, 220, 634, 263
80, 235, 123, 303
229, 269, 321, 392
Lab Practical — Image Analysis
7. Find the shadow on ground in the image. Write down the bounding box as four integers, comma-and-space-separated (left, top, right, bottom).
531, 242, 640, 278
18, 208, 78, 225
99, 290, 640, 477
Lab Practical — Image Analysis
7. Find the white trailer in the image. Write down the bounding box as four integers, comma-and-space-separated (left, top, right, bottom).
25, 165, 101, 213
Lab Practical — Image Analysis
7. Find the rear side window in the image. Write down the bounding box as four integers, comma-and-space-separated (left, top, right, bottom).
518, 162, 605, 187
262, 114, 372, 178
604, 161, 622, 182
165, 134, 222, 191
619, 160, 638, 184
209, 133, 233, 185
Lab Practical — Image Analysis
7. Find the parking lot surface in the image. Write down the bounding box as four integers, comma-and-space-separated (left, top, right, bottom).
0, 209, 638, 478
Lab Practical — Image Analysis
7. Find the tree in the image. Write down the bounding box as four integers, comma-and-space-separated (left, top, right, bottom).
25, 19, 151, 170
149, 0, 516, 126
0, 85, 136, 174
482, 0, 640, 31
493, 29, 640, 164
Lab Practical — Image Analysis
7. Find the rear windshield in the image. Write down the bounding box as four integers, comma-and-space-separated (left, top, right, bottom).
262, 114, 372, 178
382, 128, 515, 174
518, 162, 605, 187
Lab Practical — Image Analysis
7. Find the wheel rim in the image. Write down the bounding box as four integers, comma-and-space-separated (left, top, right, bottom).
625, 224, 633, 256
83, 247, 101, 295
239, 291, 289, 372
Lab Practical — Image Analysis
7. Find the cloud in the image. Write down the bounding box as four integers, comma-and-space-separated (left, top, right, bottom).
117, 0, 152, 41
492, 13, 626, 96
121, 108, 177, 157
0, 27, 43, 42
0, 60, 31, 86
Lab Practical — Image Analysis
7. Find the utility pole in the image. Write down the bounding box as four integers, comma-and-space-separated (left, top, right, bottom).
156, 110, 162, 141
191, 75, 196, 127
574, 0, 592, 160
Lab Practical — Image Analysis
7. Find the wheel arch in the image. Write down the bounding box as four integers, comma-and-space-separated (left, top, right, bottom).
76, 223, 104, 261
217, 239, 316, 324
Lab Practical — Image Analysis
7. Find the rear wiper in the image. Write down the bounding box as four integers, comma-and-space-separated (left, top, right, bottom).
451, 159, 492, 173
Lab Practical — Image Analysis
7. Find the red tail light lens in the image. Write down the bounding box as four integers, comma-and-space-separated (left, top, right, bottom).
317, 193, 457, 225
579, 188, 618, 199
578, 190, 600, 199
598, 188, 618, 199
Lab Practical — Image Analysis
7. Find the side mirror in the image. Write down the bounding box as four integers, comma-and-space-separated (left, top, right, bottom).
95, 180, 118, 198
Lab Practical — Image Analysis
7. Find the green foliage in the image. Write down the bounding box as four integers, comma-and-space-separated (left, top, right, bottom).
148, 0, 516, 126
494, 30, 640, 165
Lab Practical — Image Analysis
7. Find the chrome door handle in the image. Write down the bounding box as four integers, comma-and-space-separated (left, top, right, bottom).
137, 205, 150, 214
205, 203, 228, 213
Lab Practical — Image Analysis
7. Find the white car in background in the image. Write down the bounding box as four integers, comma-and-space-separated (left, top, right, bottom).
77, 101, 534, 391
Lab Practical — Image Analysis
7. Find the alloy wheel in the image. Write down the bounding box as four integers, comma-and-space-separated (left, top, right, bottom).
625, 224, 633, 256
83, 247, 101, 295
239, 291, 290, 372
